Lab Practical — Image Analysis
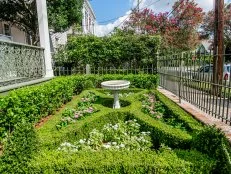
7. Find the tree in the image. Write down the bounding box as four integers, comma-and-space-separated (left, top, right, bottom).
123, 0, 204, 52
0, 0, 84, 45
0, 0, 38, 44
47, 0, 83, 32
201, 3, 231, 45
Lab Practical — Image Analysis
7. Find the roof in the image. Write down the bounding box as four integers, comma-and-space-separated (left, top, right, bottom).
200, 40, 213, 52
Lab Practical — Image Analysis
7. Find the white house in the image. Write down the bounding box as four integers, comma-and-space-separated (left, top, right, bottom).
0, 0, 96, 48
82, 0, 96, 35
0, 22, 31, 44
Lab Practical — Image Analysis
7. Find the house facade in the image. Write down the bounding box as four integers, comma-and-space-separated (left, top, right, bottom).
82, 0, 96, 35
0, 22, 30, 44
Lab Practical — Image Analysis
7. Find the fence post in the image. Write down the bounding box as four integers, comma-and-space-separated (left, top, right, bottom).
179, 52, 183, 103
86, 64, 91, 74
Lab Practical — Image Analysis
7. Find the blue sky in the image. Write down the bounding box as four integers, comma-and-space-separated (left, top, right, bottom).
91, 0, 230, 36
90, 0, 132, 25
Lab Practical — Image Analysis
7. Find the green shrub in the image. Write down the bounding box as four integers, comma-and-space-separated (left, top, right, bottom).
83, 79, 95, 89
57, 35, 160, 68
155, 91, 203, 132
0, 121, 38, 173
37, 90, 193, 150
29, 149, 215, 174
192, 126, 231, 174
0, 74, 158, 140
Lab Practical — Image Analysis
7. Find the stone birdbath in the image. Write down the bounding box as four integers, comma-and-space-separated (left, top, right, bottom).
101, 80, 130, 109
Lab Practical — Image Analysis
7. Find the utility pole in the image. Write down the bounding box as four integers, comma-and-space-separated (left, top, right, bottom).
138, 0, 140, 12
213, 0, 224, 90
137, 0, 140, 33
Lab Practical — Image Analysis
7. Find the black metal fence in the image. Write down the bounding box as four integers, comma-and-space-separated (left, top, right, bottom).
158, 52, 231, 125
53, 64, 157, 76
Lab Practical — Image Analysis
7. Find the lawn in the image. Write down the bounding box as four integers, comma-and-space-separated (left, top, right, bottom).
0, 75, 230, 173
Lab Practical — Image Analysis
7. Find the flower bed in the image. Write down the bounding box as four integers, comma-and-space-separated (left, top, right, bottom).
56, 92, 98, 129
58, 119, 152, 152
141, 93, 187, 131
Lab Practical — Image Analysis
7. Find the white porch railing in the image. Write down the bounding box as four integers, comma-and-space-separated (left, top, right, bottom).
0, 40, 45, 87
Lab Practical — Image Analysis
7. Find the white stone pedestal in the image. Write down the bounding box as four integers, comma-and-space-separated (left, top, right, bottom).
101, 80, 130, 109
113, 91, 120, 109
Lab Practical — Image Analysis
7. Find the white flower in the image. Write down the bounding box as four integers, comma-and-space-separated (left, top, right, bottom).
79, 139, 85, 144
103, 144, 111, 149
112, 142, 117, 145
120, 144, 125, 148
61, 142, 72, 147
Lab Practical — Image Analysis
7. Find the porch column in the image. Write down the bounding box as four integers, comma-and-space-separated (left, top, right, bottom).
36, 0, 54, 77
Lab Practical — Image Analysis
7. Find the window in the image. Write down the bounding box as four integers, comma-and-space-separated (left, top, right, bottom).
85, 11, 88, 31
200, 66, 213, 73
4, 24, 11, 36
227, 66, 230, 72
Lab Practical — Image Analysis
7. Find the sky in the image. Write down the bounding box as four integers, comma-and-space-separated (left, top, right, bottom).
90, 0, 230, 37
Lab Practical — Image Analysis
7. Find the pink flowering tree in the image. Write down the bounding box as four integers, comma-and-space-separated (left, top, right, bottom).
123, 0, 204, 52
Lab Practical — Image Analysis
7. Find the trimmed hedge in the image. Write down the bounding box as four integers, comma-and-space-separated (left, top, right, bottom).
29, 149, 215, 174
1, 75, 230, 173
154, 91, 203, 132
36, 90, 193, 150
0, 74, 158, 140
0, 121, 38, 173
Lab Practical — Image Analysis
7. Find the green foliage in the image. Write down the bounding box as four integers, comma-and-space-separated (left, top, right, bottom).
58, 119, 152, 152
37, 90, 193, 151
0, 121, 38, 173
55, 35, 160, 67
0, 0, 38, 44
192, 126, 231, 174
141, 93, 187, 131
47, 0, 84, 32
83, 79, 95, 89
0, 74, 158, 140
29, 149, 215, 173
0, 0, 84, 44
155, 91, 203, 132
56, 92, 98, 130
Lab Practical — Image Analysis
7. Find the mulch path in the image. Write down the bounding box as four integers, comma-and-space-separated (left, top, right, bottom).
34, 98, 76, 129
35, 114, 54, 129
0, 144, 3, 156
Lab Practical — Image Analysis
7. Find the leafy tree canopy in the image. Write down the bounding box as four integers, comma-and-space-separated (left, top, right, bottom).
201, 3, 231, 45
47, 0, 83, 32
122, 0, 204, 52
0, 0, 84, 44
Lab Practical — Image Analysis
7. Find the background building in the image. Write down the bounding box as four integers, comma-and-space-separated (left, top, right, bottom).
0, 22, 31, 44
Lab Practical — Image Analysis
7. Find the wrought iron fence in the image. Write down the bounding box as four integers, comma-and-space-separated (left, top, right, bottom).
158, 51, 231, 125
0, 40, 45, 87
53, 64, 157, 76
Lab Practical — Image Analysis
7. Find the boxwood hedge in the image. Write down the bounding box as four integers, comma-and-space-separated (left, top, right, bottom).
0, 74, 158, 140
0, 74, 230, 173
